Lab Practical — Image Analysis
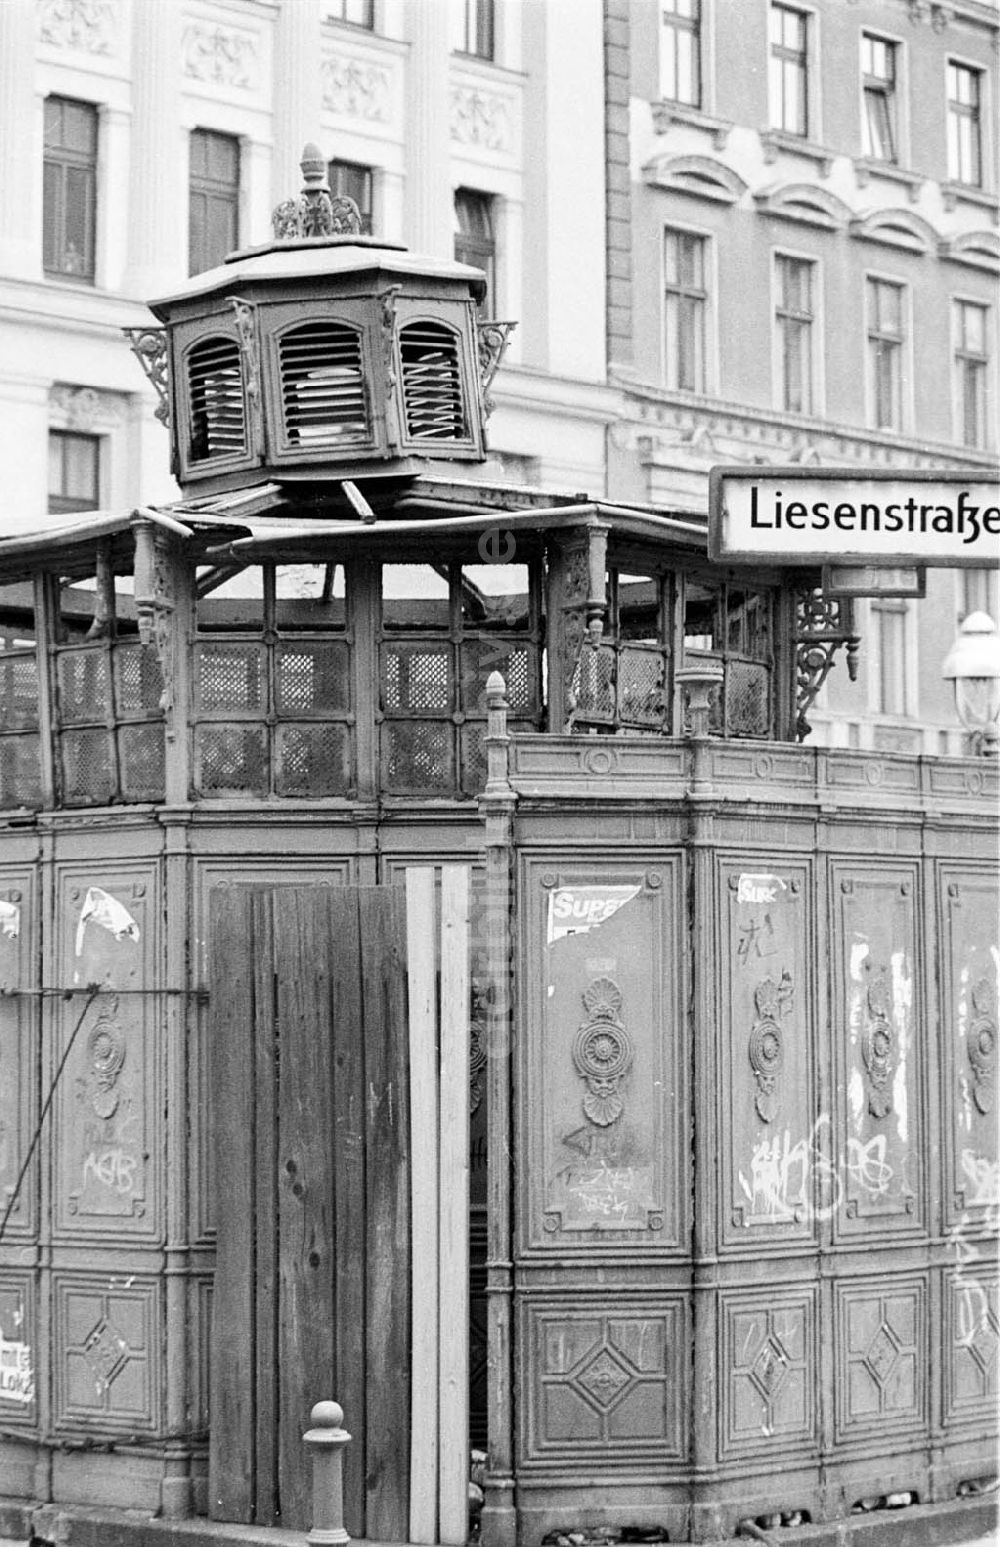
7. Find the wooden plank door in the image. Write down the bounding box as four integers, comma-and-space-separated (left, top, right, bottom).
208, 884, 410, 1537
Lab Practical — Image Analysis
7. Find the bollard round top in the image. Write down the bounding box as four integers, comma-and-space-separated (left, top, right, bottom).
310, 1400, 343, 1429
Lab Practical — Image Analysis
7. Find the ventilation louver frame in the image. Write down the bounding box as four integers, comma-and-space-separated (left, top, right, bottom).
274, 317, 373, 456
176, 319, 257, 481
397, 317, 473, 448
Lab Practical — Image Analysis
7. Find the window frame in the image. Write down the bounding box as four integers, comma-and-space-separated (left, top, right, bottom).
324, 0, 375, 28
864, 273, 909, 433
951, 295, 992, 449
451, 0, 494, 61
768, 2, 811, 138
328, 158, 374, 235
43, 95, 99, 284
772, 249, 822, 417
660, 0, 701, 109
661, 224, 713, 394
946, 56, 984, 187
868, 596, 913, 718
188, 127, 242, 277
453, 188, 497, 314
48, 429, 101, 516
860, 31, 899, 164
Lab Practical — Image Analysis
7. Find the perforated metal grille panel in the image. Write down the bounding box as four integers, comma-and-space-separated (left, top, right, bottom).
382, 721, 454, 793
188, 334, 247, 462
196, 644, 264, 713
0, 735, 42, 809
195, 724, 268, 796
572, 644, 616, 720
0, 654, 38, 729
399, 322, 467, 441
118, 723, 166, 801
58, 649, 111, 723
276, 642, 349, 715
275, 723, 351, 798
618, 646, 666, 726
278, 321, 370, 447
459, 641, 533, 714
61, 728, 114, 806
725, 659, 772, 738
114, 645, 164, 715
383, 645, 451, 712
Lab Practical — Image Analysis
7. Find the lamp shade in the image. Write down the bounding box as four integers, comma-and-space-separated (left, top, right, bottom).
941, 610, 1000, 741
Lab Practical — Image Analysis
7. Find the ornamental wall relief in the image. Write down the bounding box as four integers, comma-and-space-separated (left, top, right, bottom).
450, 86, 512, 152
321, 53, 391, 122
38, 0, 116, 55
182, 24, 259, 89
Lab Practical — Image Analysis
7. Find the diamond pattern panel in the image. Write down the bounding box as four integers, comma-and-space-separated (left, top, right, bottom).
383, 645, 451, 712
836, 1279, 924, 1439
275, 723, 351, 797
54, 1275, 158, 1433
382, 721, 454, 793
723, 1292, 815, 1457
945, 1270, 999, 1425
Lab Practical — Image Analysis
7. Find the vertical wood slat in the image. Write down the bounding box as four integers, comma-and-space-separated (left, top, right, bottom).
252, 893, 279, 1526
208, 888, 256, 1523
438, 865, 471, 1545
275, 890, 338, 1531
361, 886, 411, 1541
407, 866, 440, 1545
331, 889, 367, 1539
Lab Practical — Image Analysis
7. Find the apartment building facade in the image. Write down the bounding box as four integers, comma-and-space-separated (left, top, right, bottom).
606, 0, 999, 753
0, 0, 616, 536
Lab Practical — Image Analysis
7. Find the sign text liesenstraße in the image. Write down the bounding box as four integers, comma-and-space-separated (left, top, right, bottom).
709, 469, 1000, 566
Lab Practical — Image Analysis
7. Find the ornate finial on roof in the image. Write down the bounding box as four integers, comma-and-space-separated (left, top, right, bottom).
271, 142, 363, 241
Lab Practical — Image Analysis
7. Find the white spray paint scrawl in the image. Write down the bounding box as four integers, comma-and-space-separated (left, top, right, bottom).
75, 887, 141, 957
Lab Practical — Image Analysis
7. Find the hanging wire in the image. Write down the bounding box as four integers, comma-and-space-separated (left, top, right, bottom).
0, 985, 101, 1247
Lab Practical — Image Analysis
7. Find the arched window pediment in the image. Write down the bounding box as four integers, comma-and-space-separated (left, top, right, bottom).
754, 183, 852, 230
940, 229, 1000, 273
643, 154, 748, 205
849, 207, 939, 254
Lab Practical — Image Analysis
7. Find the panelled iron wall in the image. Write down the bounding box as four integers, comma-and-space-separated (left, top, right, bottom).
483, 731, 999, 1544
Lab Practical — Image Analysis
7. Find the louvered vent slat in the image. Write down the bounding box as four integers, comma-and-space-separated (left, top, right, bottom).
400, 322, 467, 441
278, 321, 370, 446
187, 334, 248, 463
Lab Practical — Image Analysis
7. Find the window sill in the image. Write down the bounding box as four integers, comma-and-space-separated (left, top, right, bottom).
652, 101, 732, 149
941, 181, 999, 219
853, 158, 925, 201
760, 129, 834, 177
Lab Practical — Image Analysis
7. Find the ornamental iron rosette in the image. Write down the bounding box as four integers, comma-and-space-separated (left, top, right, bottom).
572, 977, 634, 1127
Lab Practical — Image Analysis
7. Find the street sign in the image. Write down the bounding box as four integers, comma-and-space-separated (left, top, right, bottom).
709, 466, 1000, 567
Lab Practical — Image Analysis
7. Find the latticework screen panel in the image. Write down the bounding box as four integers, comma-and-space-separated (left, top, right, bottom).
276, 641, 349, 715
195, 644, 264, 713
382, 721, 454, 793
114, 645, 164, 716
118, 723, 166, 802
195, 724, 268, 796
57, 649, 111, 724
0, 653, 39, 729
618, 646, 667, 726
459, 641, 534, 715
383, 645, 452, 713
725, 659, 772, 738
61, 728, 114, 806
0, 735, 42, 809
275, 723, 351, 798
572, 644, 616, 721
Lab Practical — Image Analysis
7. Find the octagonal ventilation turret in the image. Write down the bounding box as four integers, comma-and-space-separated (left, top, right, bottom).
127, 145, 514, 497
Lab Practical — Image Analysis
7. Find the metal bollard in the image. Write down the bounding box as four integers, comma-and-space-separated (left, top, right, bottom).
303, 1399, 352, 1546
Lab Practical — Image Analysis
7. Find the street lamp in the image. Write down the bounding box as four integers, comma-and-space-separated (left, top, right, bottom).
942, 610, 1000, 757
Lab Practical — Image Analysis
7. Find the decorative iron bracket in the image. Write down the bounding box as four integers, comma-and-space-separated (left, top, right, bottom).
230, 298, 262, 442
793, 588, 860, 739
125, 328, 170, 427
476, 319, 517, 419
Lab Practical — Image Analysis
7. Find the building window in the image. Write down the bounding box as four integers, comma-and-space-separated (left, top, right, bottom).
660, 0, 700, 108
947, 62, 982, 185
454, 190, 495, 311
663, 229, 707, 391
452, 0, 493, 60
954, 300, 989, 447
960, 569, 999, 622
866, 278, 904, 430
775, 255, 815, 414
329, 160, 373, 234
871, 600, 908, 715
48, 431, 100, 515
861, 34, 897, 162
43, 97, 98, 282
189, 129, 240, 276
325, 0, 374, 25
769, 4, 809, 136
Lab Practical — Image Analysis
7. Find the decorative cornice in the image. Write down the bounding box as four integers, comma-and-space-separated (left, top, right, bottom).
755, 182, 854, 229
643, 153, 748, 204
321, 51, 391, 121
450, 86, 512, 151
939, 228, 1000, 272
38, 0, 115, 54
182, 23, 259, 89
